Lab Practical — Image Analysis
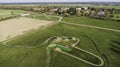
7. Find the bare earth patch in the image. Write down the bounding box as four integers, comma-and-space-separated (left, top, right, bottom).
0, 17, 54, 42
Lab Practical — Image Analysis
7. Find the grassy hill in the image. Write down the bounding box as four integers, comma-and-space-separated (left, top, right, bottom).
0, 24, 120, 67
0, 9, 27, 18
0, 13, 120, 67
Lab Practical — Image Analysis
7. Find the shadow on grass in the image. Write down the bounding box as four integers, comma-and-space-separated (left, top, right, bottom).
109, 40, 120, 55
109, 47, 120, 54
111, 40, 120, 45
109, 43, 120, 49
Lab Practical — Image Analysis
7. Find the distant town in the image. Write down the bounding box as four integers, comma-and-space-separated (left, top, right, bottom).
0, 3, 119, 21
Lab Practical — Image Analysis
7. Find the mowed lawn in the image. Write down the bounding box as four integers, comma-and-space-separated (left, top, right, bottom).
0, 15, 120, 67
31, 14, 59, 22
63, 16, 120, 30
0, 9, 26, 18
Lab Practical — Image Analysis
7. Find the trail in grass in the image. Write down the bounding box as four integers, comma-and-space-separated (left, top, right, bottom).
61, 21, 120, 33
1, 40, 36, 48
45, 14, 120, 33
1, 36, 36, 48
83, 35, 109, 67
45, 36, 104, 67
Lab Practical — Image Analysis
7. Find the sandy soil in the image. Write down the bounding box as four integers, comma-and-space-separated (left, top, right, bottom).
0, 17, 54, 42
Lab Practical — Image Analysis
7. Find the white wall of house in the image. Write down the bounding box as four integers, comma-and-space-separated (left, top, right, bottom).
76, 8, 81, 11
20, 13, 30, 17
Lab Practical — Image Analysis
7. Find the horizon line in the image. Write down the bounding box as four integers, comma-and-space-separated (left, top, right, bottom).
0, 1, 120, 3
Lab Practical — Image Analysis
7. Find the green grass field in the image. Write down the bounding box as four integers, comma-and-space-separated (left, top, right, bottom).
32, 14, 59, 22
0, 9, 27, 18
63, 16, 120, 30
0, 10, 120, 67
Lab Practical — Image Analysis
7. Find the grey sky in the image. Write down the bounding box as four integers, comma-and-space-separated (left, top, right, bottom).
0, 0, 120, 3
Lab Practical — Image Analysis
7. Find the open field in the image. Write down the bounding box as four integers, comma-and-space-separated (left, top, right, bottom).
0, 20, 120, 67
0, 9, 120, 67
0, 9, 26, 18
63, 16, 120, 30
0, 17, 54, 42
31, 14, 59, 22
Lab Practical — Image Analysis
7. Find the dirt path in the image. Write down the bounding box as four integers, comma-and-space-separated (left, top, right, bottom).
46, 14, 120, 33
61, 21, 120, 32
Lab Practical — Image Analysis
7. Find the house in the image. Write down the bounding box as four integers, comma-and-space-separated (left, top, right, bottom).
97, 11, 105, 16
83, 7, 88, 10
91, 11, 96, 16
76, 8, 82, 11
52, 8, 58, 12
20, 13, 30, 17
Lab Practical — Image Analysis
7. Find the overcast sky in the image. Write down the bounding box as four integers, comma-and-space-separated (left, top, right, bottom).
0, 0, 120, 3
